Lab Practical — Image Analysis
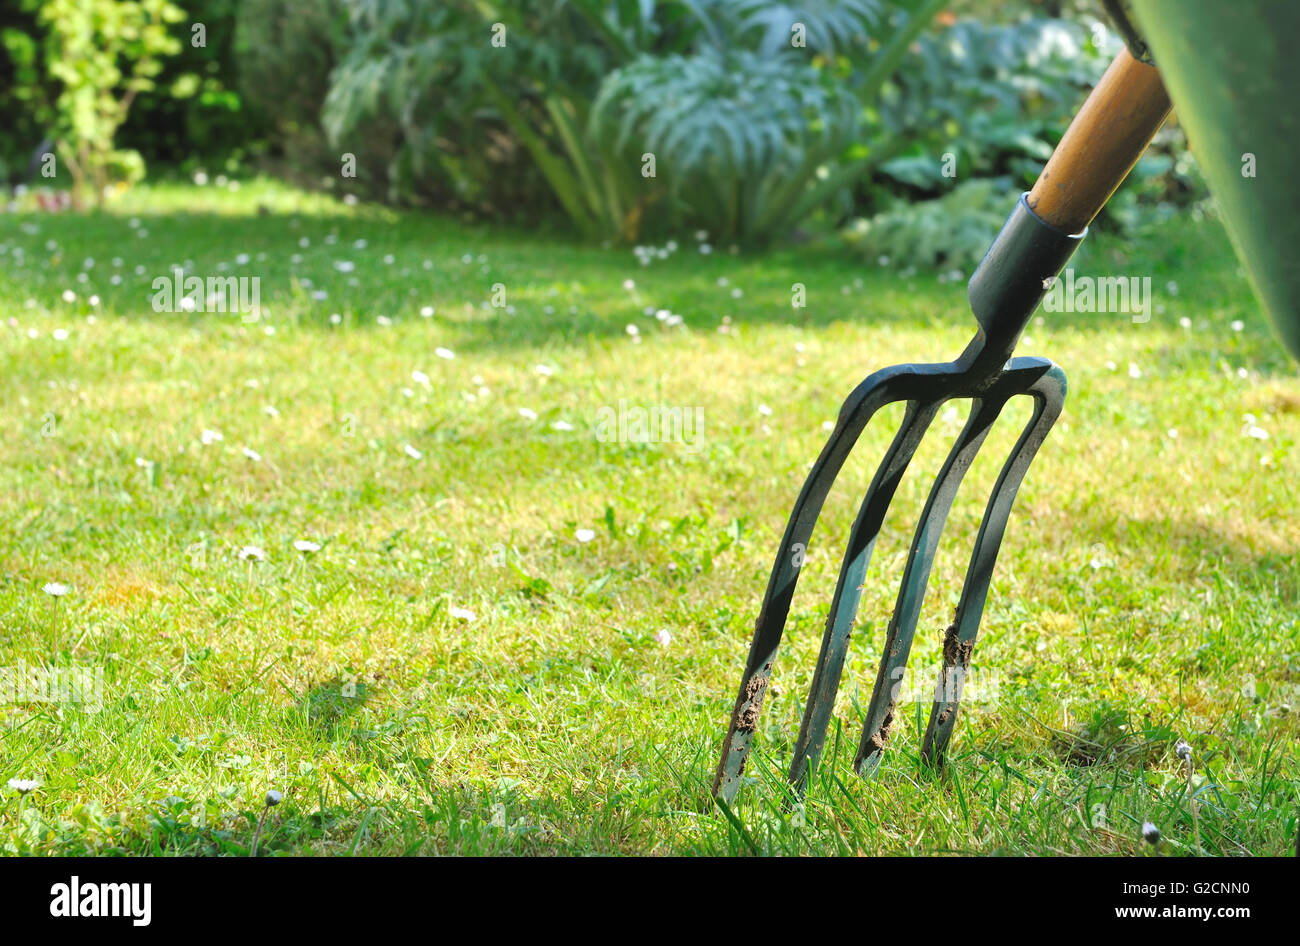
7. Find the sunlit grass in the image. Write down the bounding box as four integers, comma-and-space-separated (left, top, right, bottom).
0, 179, 1296, 855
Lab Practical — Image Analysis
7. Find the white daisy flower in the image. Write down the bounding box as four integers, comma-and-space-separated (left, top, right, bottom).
200, 429, 224, 445
575, 528, 596, 543
450, 605, 476, 621
518, 407, 538, 421
653, 629, 672, 647
435, 347, 455, 360
237, 546, 265, 562
293, 540, 321, 554
43, 582, 71, 597
403, 443, 423, 460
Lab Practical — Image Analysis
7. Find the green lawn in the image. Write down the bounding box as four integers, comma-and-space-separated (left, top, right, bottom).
1, 180, 1296, 855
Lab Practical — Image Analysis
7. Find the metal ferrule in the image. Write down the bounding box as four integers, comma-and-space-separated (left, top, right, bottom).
967, 193, 1086, 364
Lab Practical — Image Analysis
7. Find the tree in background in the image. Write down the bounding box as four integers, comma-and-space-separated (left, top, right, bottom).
24, 0, 185, 207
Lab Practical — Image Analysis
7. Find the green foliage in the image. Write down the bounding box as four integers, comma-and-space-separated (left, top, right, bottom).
875, 16, 1108, 193
319, 0, 946, 242
0, 5, 53, 182
234, 0, 349, 180
843, 15, 1204, 268
844, 176, 1014, 270
25, 0, 186, 206
587, 0, 900, 242
119, 0, 270, 170
318, 1, 539, 212
237, 1, 1201, 249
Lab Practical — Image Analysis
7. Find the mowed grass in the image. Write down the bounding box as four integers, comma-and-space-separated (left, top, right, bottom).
1, 180, 1297, 856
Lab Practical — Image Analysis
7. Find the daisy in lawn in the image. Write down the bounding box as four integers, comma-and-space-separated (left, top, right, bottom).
43, 582, 70, 653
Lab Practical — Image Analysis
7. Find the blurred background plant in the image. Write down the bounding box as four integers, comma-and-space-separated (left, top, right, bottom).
316, 0, 947, 242
120, 0, 270, 174
843, 8, 1207, 268
1, 0, 1205, 255
6, 0, 187, 208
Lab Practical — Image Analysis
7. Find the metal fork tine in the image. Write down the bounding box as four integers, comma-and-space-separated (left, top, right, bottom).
853, 394, 1009, 776
712, 365, 948, 802
787, 399, 939, 791
921, 364, 1067, 767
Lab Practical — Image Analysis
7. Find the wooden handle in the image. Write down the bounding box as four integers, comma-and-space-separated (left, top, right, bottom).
1027, 48, 1172, 234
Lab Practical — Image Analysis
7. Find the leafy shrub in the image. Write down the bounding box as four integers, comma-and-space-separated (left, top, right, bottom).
233, 0, 351, 184
119, 0, 269, 170
874, 16, 1108, 194
0, 4, 53, 183
319, 0, 946, 242
319, 0, 550, 214
843, 14, 1203, 268
24, 0, 186, 207
589, 0, 891, 243
843, 176, 1014, 270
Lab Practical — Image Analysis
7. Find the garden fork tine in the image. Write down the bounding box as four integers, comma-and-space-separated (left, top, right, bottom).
714, 48, 1171, 804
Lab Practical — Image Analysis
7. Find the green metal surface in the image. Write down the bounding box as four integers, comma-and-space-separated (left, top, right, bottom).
1131, 0, 1300, 361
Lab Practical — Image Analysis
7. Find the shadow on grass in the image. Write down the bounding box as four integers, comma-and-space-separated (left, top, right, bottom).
3, 200, 1279, 361
296, 677, 375, 740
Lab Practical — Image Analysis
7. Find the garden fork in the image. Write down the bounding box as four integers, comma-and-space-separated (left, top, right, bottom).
715, 49, 1172, 802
